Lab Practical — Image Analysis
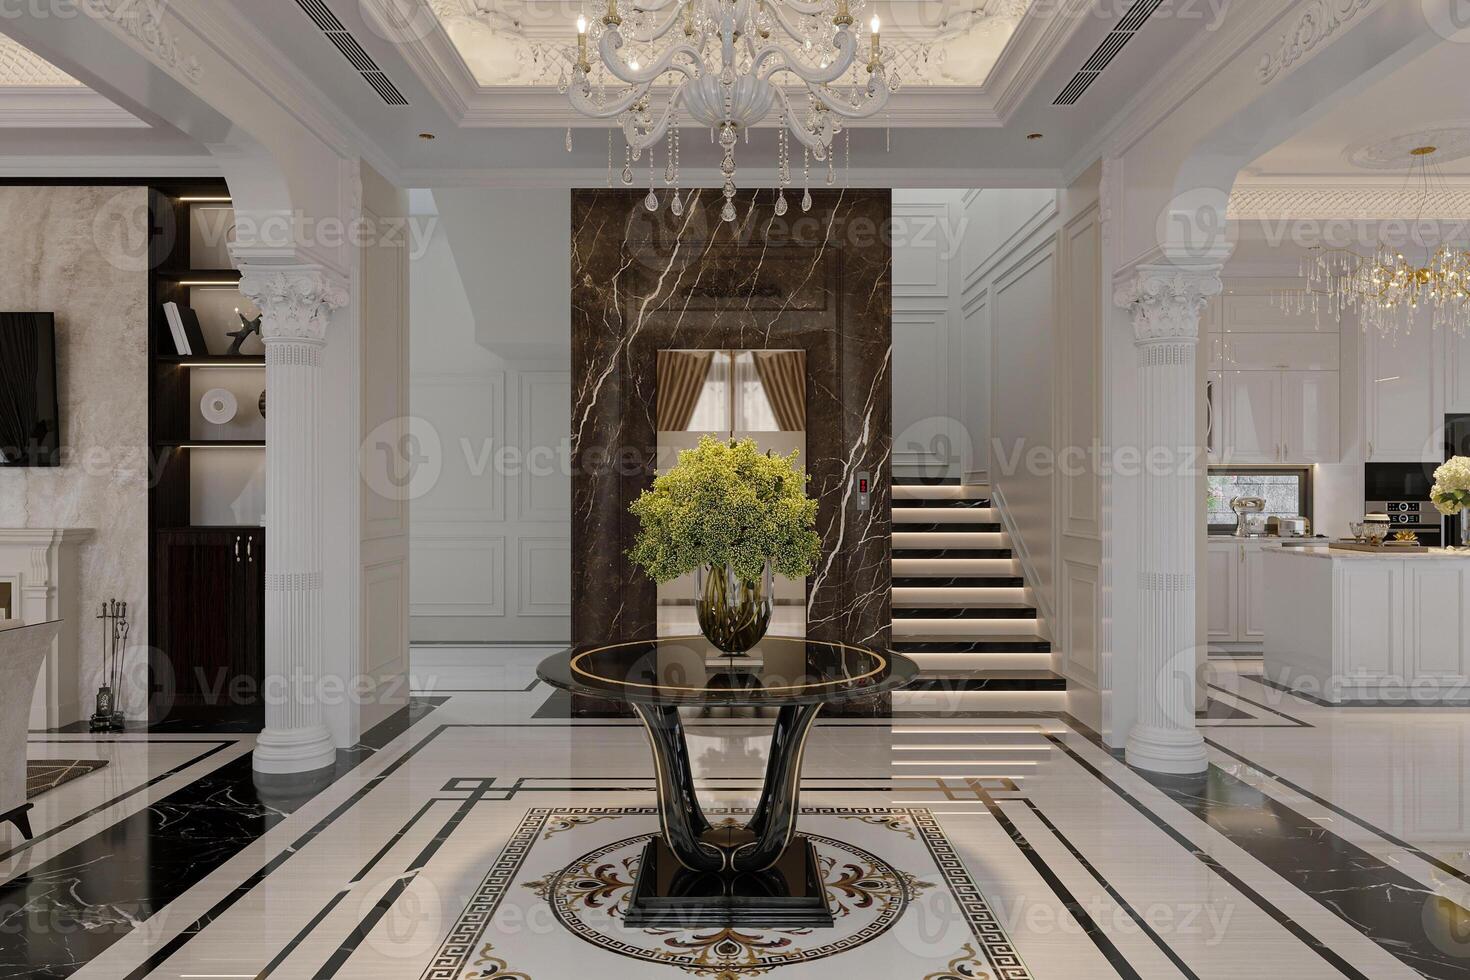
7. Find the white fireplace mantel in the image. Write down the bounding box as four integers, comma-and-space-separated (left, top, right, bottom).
0, 529, 94, 729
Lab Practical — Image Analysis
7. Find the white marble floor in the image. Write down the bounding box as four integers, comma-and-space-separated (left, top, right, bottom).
3, 649, 1470, 978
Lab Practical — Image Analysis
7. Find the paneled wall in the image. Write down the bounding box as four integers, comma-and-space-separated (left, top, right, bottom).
891, 191, 970, 479
358, 165, 411, 729
409, 204, 571, 644
951, 176, 1104, 701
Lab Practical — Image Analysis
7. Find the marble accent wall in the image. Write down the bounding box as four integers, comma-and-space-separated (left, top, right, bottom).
0, 186, 149, 720
571, 189, 892, 650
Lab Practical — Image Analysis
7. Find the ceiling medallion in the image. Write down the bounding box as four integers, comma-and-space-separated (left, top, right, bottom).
1344, 127, 1470, 170
565, 0, 894, 221
1280, 146, 1470, 338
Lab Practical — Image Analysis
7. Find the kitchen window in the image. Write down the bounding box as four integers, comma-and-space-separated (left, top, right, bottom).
1207, 468, 1313, 535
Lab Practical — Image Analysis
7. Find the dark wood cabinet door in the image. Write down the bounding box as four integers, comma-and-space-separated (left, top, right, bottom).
151, 529, 264, 729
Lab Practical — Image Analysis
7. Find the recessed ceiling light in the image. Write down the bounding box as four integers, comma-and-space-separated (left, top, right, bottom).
419, 132, 437, 141
1026, 132, 1044, 140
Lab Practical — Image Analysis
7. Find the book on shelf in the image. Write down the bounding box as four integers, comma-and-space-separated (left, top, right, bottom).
162, 303, 210, 356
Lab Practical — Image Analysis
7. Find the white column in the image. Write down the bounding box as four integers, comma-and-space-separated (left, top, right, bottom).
239, 267, 349, 775
1114, 264, 1220, 775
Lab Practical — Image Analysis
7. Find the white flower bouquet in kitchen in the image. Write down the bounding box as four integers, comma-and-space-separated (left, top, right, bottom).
1431, 457, 1470, 516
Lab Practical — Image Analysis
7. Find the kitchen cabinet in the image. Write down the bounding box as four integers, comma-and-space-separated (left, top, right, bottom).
1364, 324, 1440, 462
1282, 371, 1340, 463
1222, 370, 1339, 464
1207, 538, 1273, 645
151, 528, 264, 728
1225, 372, 1281, 463
1205, 543, 1236, 641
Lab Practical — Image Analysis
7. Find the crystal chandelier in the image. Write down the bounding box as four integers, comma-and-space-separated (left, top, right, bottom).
565, 0, 893, 221
1279, 146, 1470, 338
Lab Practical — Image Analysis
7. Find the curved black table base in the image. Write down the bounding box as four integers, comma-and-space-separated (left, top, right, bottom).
631, 702, 823, 874
627, 701, 829, 927
537, 638, 917, 929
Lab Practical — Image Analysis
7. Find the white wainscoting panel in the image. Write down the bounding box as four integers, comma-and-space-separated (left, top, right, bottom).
414, 373, 507, 526
411, 536, 506, 618
518, 372, 572, 524
518, 536, 573, 617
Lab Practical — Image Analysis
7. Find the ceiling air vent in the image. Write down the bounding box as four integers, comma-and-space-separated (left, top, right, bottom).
1053, 0, 1165, 105
295, 0, 409, 106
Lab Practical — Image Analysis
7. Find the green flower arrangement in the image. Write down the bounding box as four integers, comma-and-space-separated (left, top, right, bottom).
629, 435, 822, 585
1432, 456, 1470, 516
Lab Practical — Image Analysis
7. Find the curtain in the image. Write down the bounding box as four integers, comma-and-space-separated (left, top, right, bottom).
752, 350, 806, 432
657, 350, 715, 432
0, 314, 40, 464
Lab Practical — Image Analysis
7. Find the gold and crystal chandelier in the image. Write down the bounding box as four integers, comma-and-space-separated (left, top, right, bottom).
565, 0, 892, 220
1280, 146, 1470, 338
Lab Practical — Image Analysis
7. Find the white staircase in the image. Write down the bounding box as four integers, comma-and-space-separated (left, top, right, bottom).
889, 478, 1066, 713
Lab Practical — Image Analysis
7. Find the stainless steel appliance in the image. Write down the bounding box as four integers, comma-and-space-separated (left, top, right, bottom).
1364, 463, 1443, 547
1231, 496, 1267, 537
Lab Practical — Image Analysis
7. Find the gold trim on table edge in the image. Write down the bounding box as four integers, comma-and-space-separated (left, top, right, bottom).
568, 635, 892, 694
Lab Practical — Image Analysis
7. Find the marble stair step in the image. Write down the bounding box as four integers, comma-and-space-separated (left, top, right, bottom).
892, 608, 1038, 621
892, 635, 1052, 653
892, 557, 1021, 577
890, 497, 994, 510
892, 587, 1031, 606
893, 531, 1010, 550
892, 507, 999, 524
903, 651, 1055, 672
892, 618, 1041, 637
892, 484, 991, 501
903, 670, 1067, 691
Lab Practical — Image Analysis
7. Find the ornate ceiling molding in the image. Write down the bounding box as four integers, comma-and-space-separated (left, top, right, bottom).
1257, 0, 1373, 86
94, 0, 203, 83
0, 37, 81, 87
1228, 182, 1470, 219
1344, 127, 1470, 170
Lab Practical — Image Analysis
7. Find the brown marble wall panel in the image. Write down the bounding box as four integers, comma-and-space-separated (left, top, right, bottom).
571, 188, 892, 661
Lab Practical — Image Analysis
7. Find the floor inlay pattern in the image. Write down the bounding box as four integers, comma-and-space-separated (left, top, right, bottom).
423, 807, 1031, 980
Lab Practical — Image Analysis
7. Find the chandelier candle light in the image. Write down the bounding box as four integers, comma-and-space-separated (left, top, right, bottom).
567, 0, 893, 221
1278, 146, 1470, 338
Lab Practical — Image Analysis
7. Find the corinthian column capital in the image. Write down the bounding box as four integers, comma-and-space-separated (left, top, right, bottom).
238, 268, 349, 345
1114, 264, 1222, 344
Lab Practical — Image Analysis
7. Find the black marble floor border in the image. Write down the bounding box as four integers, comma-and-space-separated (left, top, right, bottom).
1205, 682, 1313, 727
1138, 761, 1470, 977
1205, 737, 1470, 889
1246, 673, 1470, 707
0, 738, 238, 865
1009, 797, 1201, 980
0, 699, 444, 979
1043, 734, 1373, 979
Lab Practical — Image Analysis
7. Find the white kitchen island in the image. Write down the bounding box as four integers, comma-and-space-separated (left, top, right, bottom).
1263, 546, 1470, 703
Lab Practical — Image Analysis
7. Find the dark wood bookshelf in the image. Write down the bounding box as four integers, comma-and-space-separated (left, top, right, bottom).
147, 180, 265, 732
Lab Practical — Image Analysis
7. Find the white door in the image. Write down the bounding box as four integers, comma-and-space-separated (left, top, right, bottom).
1281, 371, 1340, 463
1240, 545, 1268, 641
1225, 371, 1281, 463
1205, 545, 1236, 642
1365, 325, 1439, 462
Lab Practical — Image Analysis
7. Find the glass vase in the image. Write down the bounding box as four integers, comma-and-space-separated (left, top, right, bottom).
695, 561, 774, 654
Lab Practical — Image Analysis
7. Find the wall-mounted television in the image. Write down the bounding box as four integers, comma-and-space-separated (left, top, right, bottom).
0, 312, 61, 467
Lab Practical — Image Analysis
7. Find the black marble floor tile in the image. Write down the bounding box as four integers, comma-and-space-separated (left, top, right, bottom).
1140, 765, 1470, 976
0, 698, 445, 978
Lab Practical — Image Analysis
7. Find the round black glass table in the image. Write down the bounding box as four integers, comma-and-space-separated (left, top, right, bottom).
538, 635, 918, 928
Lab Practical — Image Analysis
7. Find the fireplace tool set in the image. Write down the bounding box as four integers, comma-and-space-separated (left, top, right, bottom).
89, 599, 130, 732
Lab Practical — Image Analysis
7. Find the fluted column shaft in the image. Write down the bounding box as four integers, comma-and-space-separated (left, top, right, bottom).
1115, 264, 1221, 775
239, 267, 348, 775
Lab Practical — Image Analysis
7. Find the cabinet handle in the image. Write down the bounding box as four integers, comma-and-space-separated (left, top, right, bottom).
1240, 545, 1245, 564
247, 538, 254, 563
234, 536, 241, 563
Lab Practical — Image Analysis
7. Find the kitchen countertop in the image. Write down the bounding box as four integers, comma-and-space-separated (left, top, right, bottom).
1266, 545, 1470, 560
